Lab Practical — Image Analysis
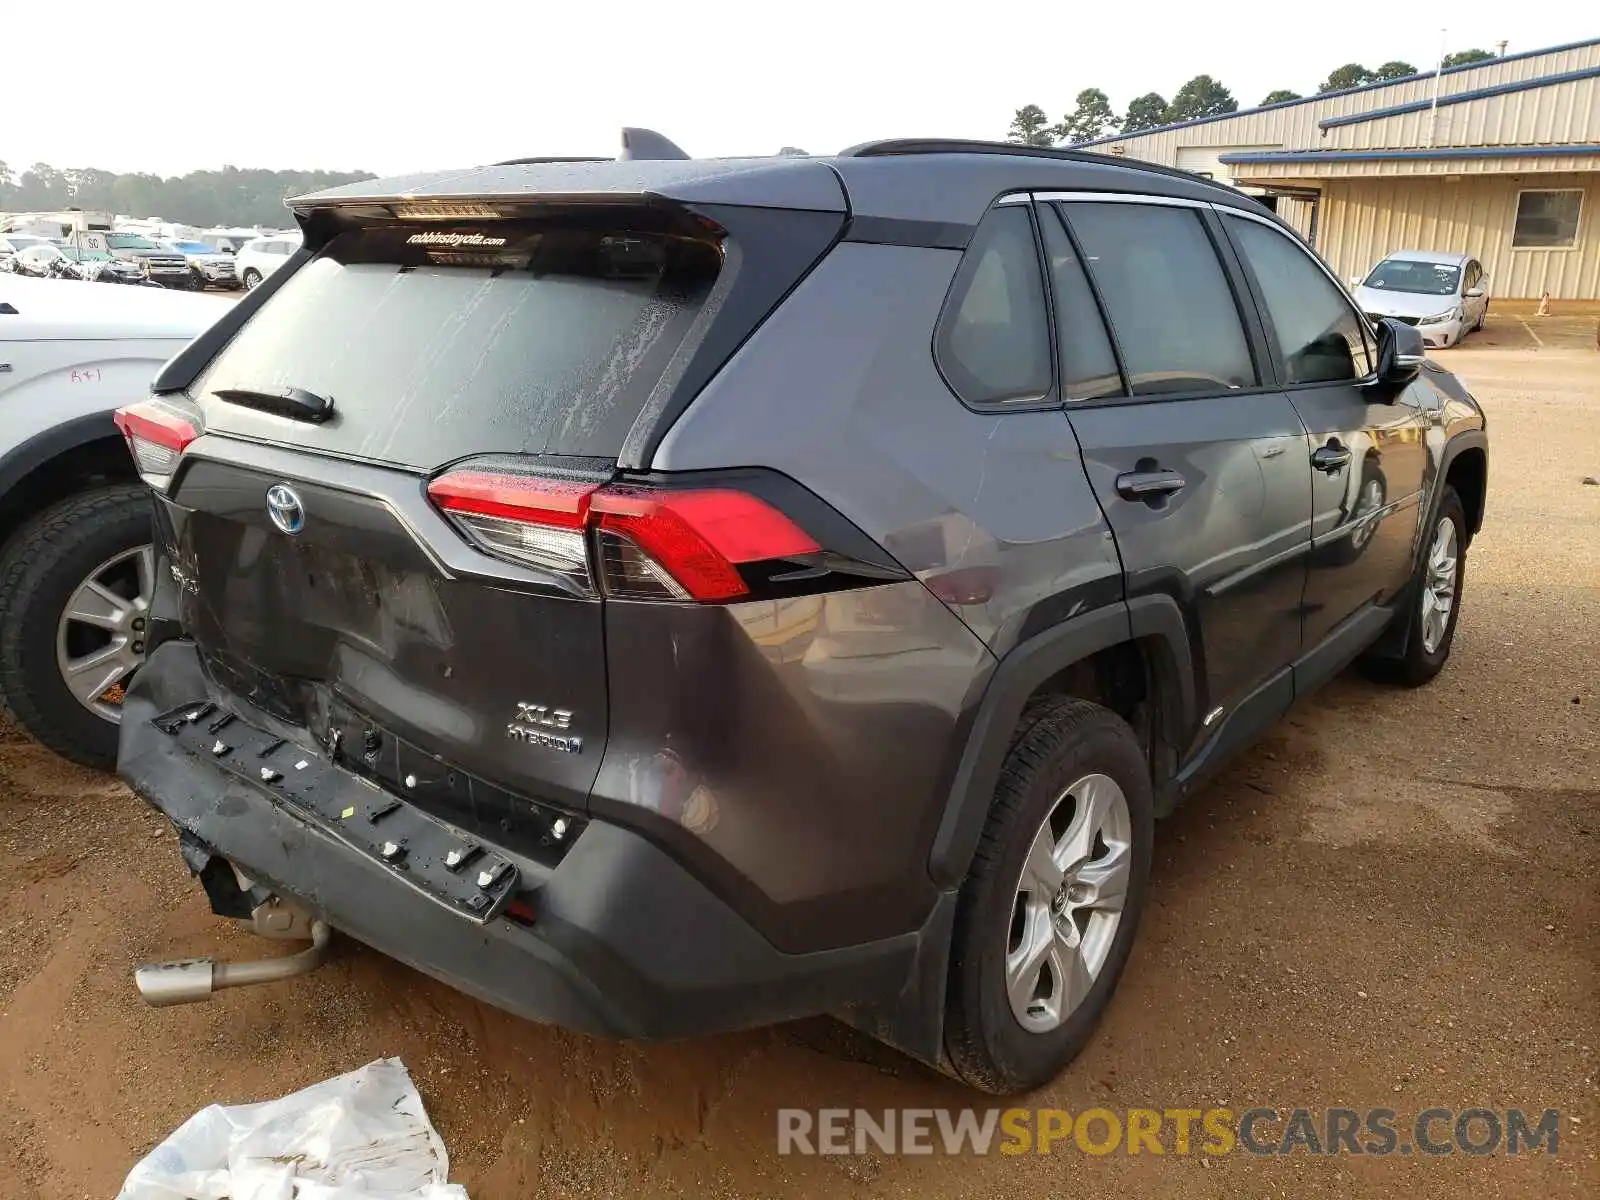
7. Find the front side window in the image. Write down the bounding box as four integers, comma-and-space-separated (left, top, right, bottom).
934, 205, 1052, 407
1513, 189, 1583, 249
1063, 202, 1256, 396
1227, 216, 1374, 384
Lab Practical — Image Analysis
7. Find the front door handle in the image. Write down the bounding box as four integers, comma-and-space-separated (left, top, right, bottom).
1115, 469, 1187, 501
1312, 443, 1353, 473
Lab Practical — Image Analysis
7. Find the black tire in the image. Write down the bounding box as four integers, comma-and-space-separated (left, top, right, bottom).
242, 268, 262, 289
0, 484, 154, 769
1472, 302, 1486, 333
1367, 487, 1467, 688
944, 696, 1155, 1094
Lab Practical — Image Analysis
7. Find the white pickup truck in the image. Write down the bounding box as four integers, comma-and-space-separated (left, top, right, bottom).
0, 274, 231, 767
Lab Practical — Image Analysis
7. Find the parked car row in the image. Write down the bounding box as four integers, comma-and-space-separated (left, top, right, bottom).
0, 230, 291, 291
3, 233, 203, 289
9, 243, 149, 284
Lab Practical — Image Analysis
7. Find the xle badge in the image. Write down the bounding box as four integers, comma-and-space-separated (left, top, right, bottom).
506, 702, 581, 754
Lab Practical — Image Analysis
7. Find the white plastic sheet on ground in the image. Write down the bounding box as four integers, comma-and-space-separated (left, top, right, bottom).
118, 1057, 468, 1200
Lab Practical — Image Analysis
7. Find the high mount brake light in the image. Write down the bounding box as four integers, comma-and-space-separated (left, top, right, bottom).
426, 471, 819, 602
113, 398, 202, 486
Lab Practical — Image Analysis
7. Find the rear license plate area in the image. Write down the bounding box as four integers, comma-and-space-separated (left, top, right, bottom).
154, 701, 520, 923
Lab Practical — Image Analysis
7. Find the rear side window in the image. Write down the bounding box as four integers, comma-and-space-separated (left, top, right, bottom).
191, 221, 721, 467
1063, 202, 1255, 396
934, 205, 1051, 407
1039, 207, 1123, 400
1225, 215, 1373, 384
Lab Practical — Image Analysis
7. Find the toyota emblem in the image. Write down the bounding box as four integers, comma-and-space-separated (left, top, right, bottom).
265, 484, 306, 535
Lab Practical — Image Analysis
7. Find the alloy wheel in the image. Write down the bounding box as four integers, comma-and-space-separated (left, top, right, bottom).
1006, 772, 1133, 1033
55, 544, 155, 723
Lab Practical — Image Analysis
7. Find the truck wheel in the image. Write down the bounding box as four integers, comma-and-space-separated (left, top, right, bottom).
943, 696, 1154, 1094
0, 485, 154, 770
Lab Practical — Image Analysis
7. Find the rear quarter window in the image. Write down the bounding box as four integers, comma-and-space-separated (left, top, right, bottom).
933, 205, 1052, 408
191, 221, 722, 468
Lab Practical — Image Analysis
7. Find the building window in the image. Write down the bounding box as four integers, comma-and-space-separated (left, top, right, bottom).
1512, 189, 1584, 249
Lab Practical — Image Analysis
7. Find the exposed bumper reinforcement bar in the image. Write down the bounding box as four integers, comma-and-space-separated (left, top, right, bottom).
120, 639, 940, 1046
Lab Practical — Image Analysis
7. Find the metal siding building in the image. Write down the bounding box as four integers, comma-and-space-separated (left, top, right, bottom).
1086, 38, 1600, 301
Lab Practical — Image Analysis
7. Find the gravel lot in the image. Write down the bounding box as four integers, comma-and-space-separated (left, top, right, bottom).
1, 316, 1595, 1199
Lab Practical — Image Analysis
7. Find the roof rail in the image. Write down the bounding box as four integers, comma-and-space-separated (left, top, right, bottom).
837, 138, 1239, 195
620, 128, 690, 161
492, 156, 611, 166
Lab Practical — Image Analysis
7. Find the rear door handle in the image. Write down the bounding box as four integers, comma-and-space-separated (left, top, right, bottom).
1312, 444, 1353, 472
1115, 469, 1186, 501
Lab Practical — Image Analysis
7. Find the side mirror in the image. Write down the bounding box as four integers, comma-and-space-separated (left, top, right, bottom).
1464, 286, 1485, 298
1349, 275, 1365, 288
1375, 317, 1425, 386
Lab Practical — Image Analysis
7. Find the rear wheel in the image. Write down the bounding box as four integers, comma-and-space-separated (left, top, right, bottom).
944, 697, 1154, 1094
242, 268, 262, 289
0, 485, 155, 769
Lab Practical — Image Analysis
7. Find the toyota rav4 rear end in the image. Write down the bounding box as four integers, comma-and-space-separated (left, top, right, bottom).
117, 155, 992, 1045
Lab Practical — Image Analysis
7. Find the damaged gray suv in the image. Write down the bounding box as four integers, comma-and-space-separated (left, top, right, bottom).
118, 133, 1487, 1094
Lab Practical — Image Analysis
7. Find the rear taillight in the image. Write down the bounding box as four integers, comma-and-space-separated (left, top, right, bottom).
424, 471, 595, 593
113, 398, 203, 487
426, 470, 819, 603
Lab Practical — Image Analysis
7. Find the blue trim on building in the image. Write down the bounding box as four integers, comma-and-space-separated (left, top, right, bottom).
1219, 144, 1600, 164
1077, 36, 1600, 148
1319, 65, 1600, 129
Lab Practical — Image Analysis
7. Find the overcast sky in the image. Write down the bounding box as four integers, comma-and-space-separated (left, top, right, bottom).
6, 2, 1593, 178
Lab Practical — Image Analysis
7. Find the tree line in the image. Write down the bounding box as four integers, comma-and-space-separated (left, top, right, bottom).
0, 161, 377, 228
1009, 48, 1499, 147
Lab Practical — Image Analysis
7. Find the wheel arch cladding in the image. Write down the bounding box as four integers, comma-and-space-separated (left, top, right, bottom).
928, 600, 1198, 888
1444, 440, 1487, 540
0, 415, 133, 540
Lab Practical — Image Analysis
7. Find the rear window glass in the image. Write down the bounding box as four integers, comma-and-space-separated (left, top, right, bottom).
192, 221, 721, 467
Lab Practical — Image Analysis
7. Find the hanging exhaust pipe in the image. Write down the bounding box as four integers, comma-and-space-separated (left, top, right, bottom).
135, 919, 333, 1007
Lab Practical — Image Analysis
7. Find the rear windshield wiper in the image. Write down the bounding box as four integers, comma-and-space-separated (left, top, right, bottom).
213, 385, 335, 424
